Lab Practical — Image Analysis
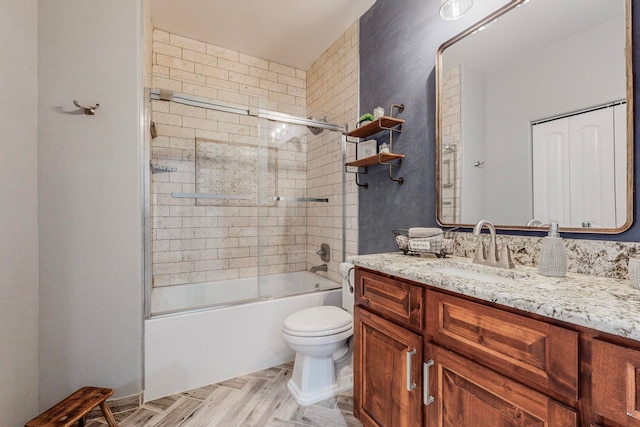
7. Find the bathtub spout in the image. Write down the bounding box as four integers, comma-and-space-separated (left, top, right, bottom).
310, 264, 328, 273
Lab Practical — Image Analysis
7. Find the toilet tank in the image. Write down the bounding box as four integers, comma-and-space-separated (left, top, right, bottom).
339, 262, 355, 314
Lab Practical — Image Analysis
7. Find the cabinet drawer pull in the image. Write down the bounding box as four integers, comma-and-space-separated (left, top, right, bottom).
406, 349, 417, 391
423, 359, 435, 405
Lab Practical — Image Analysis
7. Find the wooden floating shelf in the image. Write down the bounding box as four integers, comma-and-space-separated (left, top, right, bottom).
347, 116, 405, 138
346, 152, 405, 168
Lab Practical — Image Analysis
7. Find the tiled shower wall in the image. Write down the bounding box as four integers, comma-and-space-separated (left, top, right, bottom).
149, 27, 359, 287
306, 21, 360, 283
440, 65, 461, 223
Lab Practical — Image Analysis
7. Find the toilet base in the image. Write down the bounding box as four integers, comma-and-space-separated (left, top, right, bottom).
286, 349, 353, 406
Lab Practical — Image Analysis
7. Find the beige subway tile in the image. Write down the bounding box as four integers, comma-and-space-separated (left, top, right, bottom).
153, 216, 183, 229
152, 64, 170, 76
152, 261, 194, 275
194, 259, 228, 271
238, 267, 258, 278
151, 100, 170, 113
170, 33, 206, 53
169, 102, 207, 118
153, 274, 171, 287
182, 249, 218, 261
152, 111, 182, 126
218, 247, 248, 259
239, 85, 269, 98
182, 82, 218, 99
182, 217, 218, 227
259, 79, 287, 93
152, 181, 183, 195
228, 257, 258, 269
194, 228, 228, 238
169, 137, 196, 151
204, 77, 239, 92
206, 109, 240, 124
229, 72, 260, 88
182, 49, 218, 67
268, 91, 296, 105
239, 53, 268, 69
169, 205, 207, 217
194, 128, 229, 141
153, 41, 182, 58
169, 271, 207, 286
169, 68, 208, 85
156, 54, 195, 73
268, 61, 296, 77
152, 76, 182, 92
207, 268, 239, 281
153, 29, 170, 43
278, 74, 305, 89
183, 116, 218, 132
217, 58, 249, 75
216, 90, 249, 106
206, 44, 239, 62
152, 147, 183, 161
194, 63, 228, 80
169, 239, 206, 251
152, 251, 183, 263
249, 66, 278, 82
296, 69, 306, 80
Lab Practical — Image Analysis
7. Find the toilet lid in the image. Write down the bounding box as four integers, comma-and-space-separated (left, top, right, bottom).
283, 306, 352, 337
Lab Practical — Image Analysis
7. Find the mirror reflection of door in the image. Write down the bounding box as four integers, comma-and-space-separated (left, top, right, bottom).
531, 103, 626, 229
436, 0, 631, 232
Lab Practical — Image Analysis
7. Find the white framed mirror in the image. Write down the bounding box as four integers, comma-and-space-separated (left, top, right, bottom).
436, 0, 633, 233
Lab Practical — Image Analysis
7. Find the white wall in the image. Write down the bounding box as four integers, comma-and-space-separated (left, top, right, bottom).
0, 0, 40, 423
38, 0, 144, 409
484, 17, 625, 225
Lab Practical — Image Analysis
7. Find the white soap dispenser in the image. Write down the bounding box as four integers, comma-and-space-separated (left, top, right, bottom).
537, 222, 567, 278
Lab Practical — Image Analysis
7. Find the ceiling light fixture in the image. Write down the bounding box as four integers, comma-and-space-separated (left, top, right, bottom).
439, 0, 473, 20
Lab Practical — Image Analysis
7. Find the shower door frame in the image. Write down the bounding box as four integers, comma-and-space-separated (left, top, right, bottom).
143, 89, 346, 319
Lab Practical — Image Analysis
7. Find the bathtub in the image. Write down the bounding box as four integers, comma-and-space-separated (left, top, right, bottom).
144, 272, 341, 401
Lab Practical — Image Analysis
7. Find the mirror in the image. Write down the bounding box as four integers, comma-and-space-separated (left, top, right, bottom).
436, 0, 633, 233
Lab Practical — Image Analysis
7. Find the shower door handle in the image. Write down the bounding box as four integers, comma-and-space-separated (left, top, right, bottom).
406, 349, 417, 391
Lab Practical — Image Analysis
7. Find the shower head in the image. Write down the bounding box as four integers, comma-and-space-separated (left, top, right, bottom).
306, 116, 327, 135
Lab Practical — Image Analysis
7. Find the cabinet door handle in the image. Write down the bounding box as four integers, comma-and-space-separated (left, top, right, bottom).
423, 359, 435, 405
406, 349, 417, 391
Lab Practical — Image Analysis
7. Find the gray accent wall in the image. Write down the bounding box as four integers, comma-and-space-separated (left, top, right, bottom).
358, 0, 640, 254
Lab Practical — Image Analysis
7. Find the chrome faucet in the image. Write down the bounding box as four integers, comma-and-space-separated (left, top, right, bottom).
310, 264, 328, 273
472, 220, 515, 269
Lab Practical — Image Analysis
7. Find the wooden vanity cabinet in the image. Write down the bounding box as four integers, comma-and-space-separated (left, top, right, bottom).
591, 339, 640, 426
424, 342, 577, 426
354, 269, 425, 426
353, 266, 640, 427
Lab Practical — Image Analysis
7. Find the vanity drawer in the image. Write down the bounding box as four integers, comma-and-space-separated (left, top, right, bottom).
355, 269, 424, 331
427, 290, 579, 401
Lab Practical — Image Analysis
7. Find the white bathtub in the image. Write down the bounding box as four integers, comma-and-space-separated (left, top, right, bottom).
144, 272, 341, 401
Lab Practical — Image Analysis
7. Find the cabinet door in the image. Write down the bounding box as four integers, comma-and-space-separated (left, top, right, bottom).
356, 269, 424, 331
427, 290, 578, 401
425, 343, 578, 427
592, 339, 640, 426
354, 307, 423, 427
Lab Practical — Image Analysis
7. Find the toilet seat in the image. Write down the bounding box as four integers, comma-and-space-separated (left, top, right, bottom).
283, 306, 352, 337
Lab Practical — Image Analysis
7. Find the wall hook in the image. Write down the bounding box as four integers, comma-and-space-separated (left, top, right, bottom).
73, 100, 100, 115
474, 161, 485, 168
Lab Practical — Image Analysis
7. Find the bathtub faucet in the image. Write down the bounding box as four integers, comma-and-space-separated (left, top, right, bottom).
310, 264, 328, 273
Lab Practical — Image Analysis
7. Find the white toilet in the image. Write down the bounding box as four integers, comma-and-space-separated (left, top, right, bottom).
281, 264, 355, 406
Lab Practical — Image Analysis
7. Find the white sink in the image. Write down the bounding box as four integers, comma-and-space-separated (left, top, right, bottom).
425, 259, 530, 284
429, 266, 516, 284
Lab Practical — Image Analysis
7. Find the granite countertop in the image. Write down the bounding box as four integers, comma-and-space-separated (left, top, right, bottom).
347, 252, 640, 341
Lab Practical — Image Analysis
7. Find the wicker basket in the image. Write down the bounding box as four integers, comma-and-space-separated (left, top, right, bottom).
393, 229, 453, 257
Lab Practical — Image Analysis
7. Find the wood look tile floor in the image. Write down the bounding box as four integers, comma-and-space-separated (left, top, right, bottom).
88, 364, 362, 427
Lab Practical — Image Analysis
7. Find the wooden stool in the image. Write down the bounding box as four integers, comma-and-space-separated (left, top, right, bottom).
25, 386, 118, 427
